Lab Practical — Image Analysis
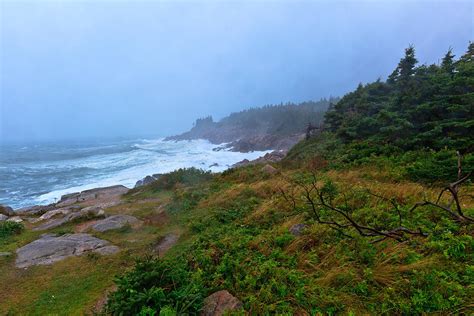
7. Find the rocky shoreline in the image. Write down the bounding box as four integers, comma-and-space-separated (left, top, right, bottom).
0, 141, 287, 271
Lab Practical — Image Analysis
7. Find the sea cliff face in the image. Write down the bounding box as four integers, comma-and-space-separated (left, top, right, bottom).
165, 116, 306, 152
165, 100, 330, 152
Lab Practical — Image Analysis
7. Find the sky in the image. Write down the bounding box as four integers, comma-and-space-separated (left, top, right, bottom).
0, 0, 472, 143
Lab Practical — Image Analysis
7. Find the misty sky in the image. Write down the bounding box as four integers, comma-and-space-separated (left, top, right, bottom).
1, 0, 472, 143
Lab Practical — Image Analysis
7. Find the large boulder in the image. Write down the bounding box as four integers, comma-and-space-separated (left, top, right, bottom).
35, 208, 73, 222
6, 216, 23, 223
201, 290, 243, 316
33, 206, 105, 231
0, 205, 15, 217
15, 233, 119, 268
90, 215, 141, 232
57, 185, 129, 207
15, 204, 55, 216
135, 174, 161, 188
232, 150, 287, 168
0, 214, 8, 222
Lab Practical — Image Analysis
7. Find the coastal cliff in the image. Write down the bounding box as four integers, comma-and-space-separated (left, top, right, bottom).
166, 99, 334, 152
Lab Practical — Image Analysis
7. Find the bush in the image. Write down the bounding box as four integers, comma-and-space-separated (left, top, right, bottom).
0, 221, 24, 239
106, 256, 204, 315
147, 168, 213, 191
405, 150, 474, 184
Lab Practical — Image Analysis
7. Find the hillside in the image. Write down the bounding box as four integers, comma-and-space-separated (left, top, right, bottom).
166, 100, 334, 152
0, 44, 473, 315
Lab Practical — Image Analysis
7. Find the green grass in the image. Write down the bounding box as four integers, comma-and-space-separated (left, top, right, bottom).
107, 158, 474, 314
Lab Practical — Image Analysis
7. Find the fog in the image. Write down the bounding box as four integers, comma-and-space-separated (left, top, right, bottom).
1, 0, 472, 143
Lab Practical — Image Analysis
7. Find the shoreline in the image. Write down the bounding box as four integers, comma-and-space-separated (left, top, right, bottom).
1, 138, 275, 211
5, 146, 287, 213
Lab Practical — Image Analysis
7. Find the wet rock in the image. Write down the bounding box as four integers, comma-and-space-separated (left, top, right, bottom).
57, 185, 129, 207
232, 150, 287, 168
0, 205, 15, 217
290, 223, 308, 236
33, 207, 105, 231
201, 290, 243, 316
15, 233, 119, 268
90, 215, 141, 232
6, 216, 23, 223
15, 204, 55, 216
260, 164, 278, 175
36, 208, 73, 222
135, 174, 161, 188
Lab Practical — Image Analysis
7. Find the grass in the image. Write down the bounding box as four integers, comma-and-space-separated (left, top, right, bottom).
107, 157, 474, 314
0, 148, 473, 314
0, 196, 170, 314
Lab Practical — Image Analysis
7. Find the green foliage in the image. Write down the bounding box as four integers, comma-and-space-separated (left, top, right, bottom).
190, 99, 335, 138
405, 150, 474, 183
134, 168, 213, 193
0, 221, 24, 239
325, 43, 474, 153
106, 43, 474, 315
106, 256, 204, 315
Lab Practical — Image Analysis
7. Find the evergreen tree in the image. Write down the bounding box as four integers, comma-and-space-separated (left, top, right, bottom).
441, 48, 455, 75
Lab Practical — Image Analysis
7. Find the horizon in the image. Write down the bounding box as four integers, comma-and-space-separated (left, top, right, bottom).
1, 0, 473, 143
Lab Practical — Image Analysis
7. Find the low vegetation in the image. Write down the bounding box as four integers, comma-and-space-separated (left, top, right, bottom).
0, 221, 24, 240
106, 43, 473, 315
1, 44, 472, 314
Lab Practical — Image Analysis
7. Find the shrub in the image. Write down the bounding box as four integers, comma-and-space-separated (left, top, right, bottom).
0, 221, 24, 239
147, 168, 213, 191
106, 256, 204, 315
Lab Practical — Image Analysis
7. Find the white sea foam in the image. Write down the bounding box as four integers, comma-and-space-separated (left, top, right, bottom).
34, 139, 271, 206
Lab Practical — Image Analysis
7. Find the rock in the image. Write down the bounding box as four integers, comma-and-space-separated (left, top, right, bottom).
6, 216, 23, 223
201, 290, 243, 316
135, 174, 161, 188
0, 205, 15, 216
36, 208, 73, 222
15, 204, 55, 216
15, 233, 119, 268
0, 252, 12, 257
290, 223, 308, 236
232, 159, 250, 168
57, 185, 129, 207
0, 214, 8, 222
232, 150, 287, 168
260, 164, 278, 175
33, 206, 105, 231
90, 215, 141, 232
209, 163, 219, 168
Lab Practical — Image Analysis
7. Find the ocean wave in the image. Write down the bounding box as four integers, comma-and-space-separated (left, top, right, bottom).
1, 138, 271, 209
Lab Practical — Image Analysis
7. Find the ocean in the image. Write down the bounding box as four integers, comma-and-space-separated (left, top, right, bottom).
0, 138, 270, 209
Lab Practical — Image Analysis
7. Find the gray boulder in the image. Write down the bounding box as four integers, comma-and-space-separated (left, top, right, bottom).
134, 174, 161, 188
201, 290, 243, 316
57, 185, 129, 207
33, 206, 105, 231
0, 205, 15, 216
15, 204, 55, 216
91, 215, 141, 232
6, 216, 23, 223
0, 214, 8, 222
15, 233, 119, 268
